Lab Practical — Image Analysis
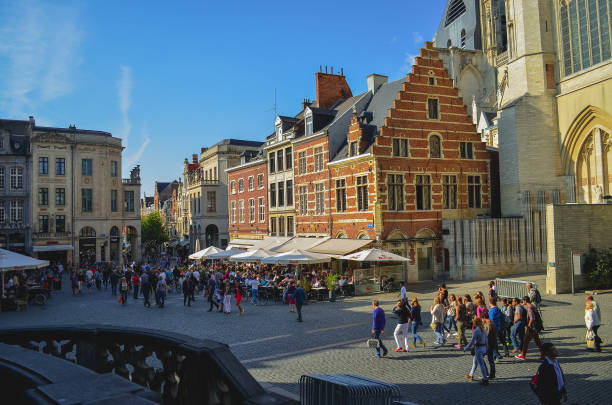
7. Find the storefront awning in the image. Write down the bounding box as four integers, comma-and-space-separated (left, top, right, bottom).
32, 245, 74, 252
272, 237, 329, 253
307, 238, 373, 255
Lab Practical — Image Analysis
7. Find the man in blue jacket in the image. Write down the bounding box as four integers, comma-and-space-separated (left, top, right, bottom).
290, 282, 306, 322
488, 297, 503, 360
372, 300, 388, 357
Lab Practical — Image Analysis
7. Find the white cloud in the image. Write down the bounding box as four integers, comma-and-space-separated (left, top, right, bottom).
412, 32, 424, 45
0, 0, 82, 117
400, 53, 417, 75
118, 65, 132, 149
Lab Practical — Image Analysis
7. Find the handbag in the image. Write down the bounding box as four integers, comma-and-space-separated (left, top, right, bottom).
586, 330, 596, 349
367, 338, 380, 348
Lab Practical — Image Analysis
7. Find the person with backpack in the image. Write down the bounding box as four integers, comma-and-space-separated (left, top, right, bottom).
454, 296, 469, 349
530, 343, 568, 404
527, 283, 542, 306
488, 297, 504, 361
515, 296, 544, 360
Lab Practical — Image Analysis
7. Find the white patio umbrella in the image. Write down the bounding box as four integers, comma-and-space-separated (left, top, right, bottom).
207, 248, 245, 260
229, 248, 271, 263
188, 246, 222, 260
261, 249, 331, 265
339, 248, 410, 262
0, 249, 50, 295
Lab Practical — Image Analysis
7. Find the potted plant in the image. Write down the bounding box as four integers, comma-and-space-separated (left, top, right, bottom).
325, 273, 338, 302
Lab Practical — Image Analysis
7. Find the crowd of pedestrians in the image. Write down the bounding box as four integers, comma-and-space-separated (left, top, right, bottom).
370, 281, 604, 403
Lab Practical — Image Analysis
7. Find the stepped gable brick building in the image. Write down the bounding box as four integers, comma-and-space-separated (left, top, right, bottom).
329, 42, 492, 280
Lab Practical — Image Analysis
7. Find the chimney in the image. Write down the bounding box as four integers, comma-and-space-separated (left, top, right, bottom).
367, 74, 389, 94
315, 70, 353, 109
302, 98, 312, 111
28, 116, 35, 126
192, 154, 198, 164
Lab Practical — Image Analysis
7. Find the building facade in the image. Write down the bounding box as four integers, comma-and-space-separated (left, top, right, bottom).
0, 119, 33, 254
227, 157, 268, 240
29, 121, 141, 267
184, 139, 263, 252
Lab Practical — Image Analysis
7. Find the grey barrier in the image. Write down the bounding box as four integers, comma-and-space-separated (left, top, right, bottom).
300, 374, 401, 405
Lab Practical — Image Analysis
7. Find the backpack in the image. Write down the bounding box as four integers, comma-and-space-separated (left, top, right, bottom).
530, 363, 545, 399
532, 289, 542, 305
531, 307, 544, 333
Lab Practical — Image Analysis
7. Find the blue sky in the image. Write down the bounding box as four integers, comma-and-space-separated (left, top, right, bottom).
0, 0, 447, 196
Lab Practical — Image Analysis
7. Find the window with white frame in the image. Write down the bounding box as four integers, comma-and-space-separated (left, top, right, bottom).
392, 139, 409, 157
336, 179, 346, 212
305, 116, 313, 135
299, 186, 308, 215
460, 142, 474, 159
257, 173, 264, 188
231, 201, 236, 223
442, 175, 457, 209
231, 181, 236, 194
357, 175, 368, 211
388, 174, 404, 211
10, 200, 23, 222
314, 147, 324, 172
249, 198, 255, 222
468, 175, 482, 208
258, 197, 265, 222
315, 183, 325, 214
39, 188, 49, 206
248, 176, 254, 191
39, 157, 49, 175
415, 175, 431, 210
10, 167, 23, 190
238, 178, 244, 193
298, 151, 306, 175
239, 200, 245, 222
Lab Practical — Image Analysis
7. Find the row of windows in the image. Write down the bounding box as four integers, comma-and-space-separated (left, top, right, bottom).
231, 197, 266, 223
333, 176, 370, 213
560, 0, 611, 77
392, 137, 474, 159
37, 215, 66, 233
0, 200, 24, 222
203, 167, 217, 181
269, 180, 293, 208
387, 174, 482, 211
231, 174, 264, 194
190, 191, 216, 214
269, 147, 293, 173
37, 158, 119, 177
0, 167, 24, 190
79, 189, 135, 213
296, 147, 325, 175
269, 216, 294, 237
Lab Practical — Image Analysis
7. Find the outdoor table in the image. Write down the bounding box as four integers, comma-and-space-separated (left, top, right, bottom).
311, 287, 328, 301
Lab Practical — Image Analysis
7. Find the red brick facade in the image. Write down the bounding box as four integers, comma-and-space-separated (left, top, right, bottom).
227, 160, 268, 239
293, 135, 331, 236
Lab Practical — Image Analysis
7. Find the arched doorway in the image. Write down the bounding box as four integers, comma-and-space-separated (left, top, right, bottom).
79, 227, 96, 267
110, 226, 120, 263
123, 226, 138, 263
205, 224, 219, 247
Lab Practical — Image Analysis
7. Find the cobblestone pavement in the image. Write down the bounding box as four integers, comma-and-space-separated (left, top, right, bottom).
1, 273, 610, 404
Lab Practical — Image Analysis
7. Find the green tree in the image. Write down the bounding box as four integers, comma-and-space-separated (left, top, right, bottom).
583, 248, 612, 289
141, 211, 169, 259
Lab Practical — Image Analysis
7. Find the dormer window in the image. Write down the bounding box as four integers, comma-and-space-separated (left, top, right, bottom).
305, 116, 313, 136
276, 125, 282, 141
349, 141, 358, 156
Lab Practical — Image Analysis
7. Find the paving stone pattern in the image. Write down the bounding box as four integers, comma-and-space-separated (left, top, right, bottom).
1, 273, 610, 405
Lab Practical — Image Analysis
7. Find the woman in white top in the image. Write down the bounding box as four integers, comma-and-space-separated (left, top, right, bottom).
585, 301, 601, 352
430, 297, 447, 345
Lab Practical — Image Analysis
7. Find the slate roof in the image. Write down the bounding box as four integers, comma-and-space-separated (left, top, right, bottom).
0, 119, 30, 134
330, 77, 407, 162
34, 126, 111, 137
210, 138, 264, 148
483, 111, 496, 127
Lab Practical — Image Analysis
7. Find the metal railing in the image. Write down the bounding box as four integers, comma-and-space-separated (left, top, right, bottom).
33, 231, 71, 240
0, 325, 279, 405
122, 178, 141, 185
300, 374, 400, 405
495, 278, 537, 299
